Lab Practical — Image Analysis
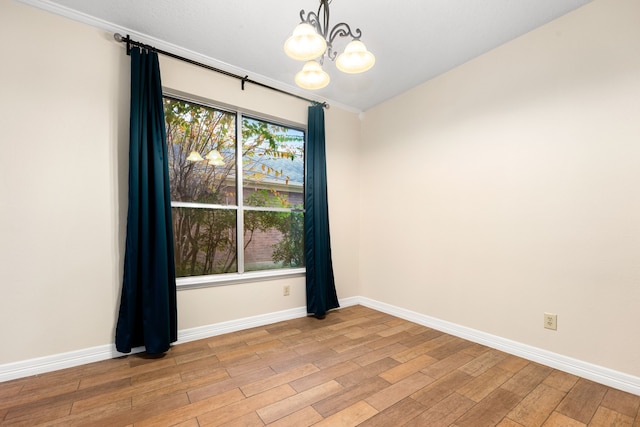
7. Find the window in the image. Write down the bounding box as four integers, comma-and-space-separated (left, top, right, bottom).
164, 95, 305, 284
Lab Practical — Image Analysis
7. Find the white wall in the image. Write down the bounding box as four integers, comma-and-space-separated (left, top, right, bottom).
0, 0, 361, 365
360, 0, 640, 377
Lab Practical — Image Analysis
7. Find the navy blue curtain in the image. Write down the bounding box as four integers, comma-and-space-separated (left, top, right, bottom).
305, 104, 339, 318
115, 47, 177, 354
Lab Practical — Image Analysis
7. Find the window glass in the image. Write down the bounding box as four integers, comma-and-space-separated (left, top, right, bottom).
244, 211, 305, 272
165, 97, 237, 205
242, 118, 304, 208
172, 207, 237, 276
165, 96, 305, 280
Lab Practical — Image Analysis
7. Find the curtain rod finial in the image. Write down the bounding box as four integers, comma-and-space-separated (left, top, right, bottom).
114, 33, 124, 43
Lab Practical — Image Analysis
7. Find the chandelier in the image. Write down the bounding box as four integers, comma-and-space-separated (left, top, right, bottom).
284, 0, 375, 90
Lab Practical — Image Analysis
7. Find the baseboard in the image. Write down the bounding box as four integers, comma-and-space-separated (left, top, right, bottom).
0, 344, 142, 383
176, 306, 308, 344
2, 296, 639, 396
0, 305, 310, 383
357, 296, 640, 396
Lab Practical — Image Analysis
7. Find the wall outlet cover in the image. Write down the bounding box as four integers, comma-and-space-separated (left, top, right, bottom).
544, 312, 557, 330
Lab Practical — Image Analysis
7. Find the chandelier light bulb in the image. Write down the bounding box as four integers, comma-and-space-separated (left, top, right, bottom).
294, 61, 330, 90
284, 23, 327, 61
335, 40, 375, 74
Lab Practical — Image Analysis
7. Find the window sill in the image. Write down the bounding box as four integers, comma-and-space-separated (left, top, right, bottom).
176, 268, 305, 290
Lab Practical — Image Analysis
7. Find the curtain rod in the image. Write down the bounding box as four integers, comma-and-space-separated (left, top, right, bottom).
114, 34, 328, 109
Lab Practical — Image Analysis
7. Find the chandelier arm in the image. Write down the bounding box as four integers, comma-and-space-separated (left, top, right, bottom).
300, 0, 340, 48
301, 10, 324, 37
325, 46, 337, 62
325, 23, 361, 60
328, 22, 361, 44
289, 0, 371, 73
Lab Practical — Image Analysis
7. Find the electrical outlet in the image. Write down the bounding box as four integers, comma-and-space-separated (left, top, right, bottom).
544, 313, 557, 330
283, 285, 290, 296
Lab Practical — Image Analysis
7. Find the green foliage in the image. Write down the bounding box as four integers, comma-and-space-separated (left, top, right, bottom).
271, 208, 305, 268
244, 191, 305, 269
172, 207, 237, 276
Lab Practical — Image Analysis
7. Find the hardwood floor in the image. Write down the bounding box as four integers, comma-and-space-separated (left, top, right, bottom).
1, 305, 639, 426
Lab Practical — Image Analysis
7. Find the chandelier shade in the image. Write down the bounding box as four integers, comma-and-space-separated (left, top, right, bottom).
295, 61, 330, 90
336, 40, 375, 74
284, 0, 375, 90
284, 23, 327, 61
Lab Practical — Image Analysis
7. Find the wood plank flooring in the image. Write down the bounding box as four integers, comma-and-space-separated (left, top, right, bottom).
1, 305, 639, 426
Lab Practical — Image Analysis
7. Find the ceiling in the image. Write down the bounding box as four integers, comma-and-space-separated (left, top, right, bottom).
22, 0, 592, 112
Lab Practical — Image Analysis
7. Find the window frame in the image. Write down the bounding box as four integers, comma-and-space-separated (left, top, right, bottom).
164, 88, 306, 289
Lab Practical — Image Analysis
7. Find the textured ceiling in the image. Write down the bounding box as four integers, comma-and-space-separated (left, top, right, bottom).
20, 0, 592, 111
